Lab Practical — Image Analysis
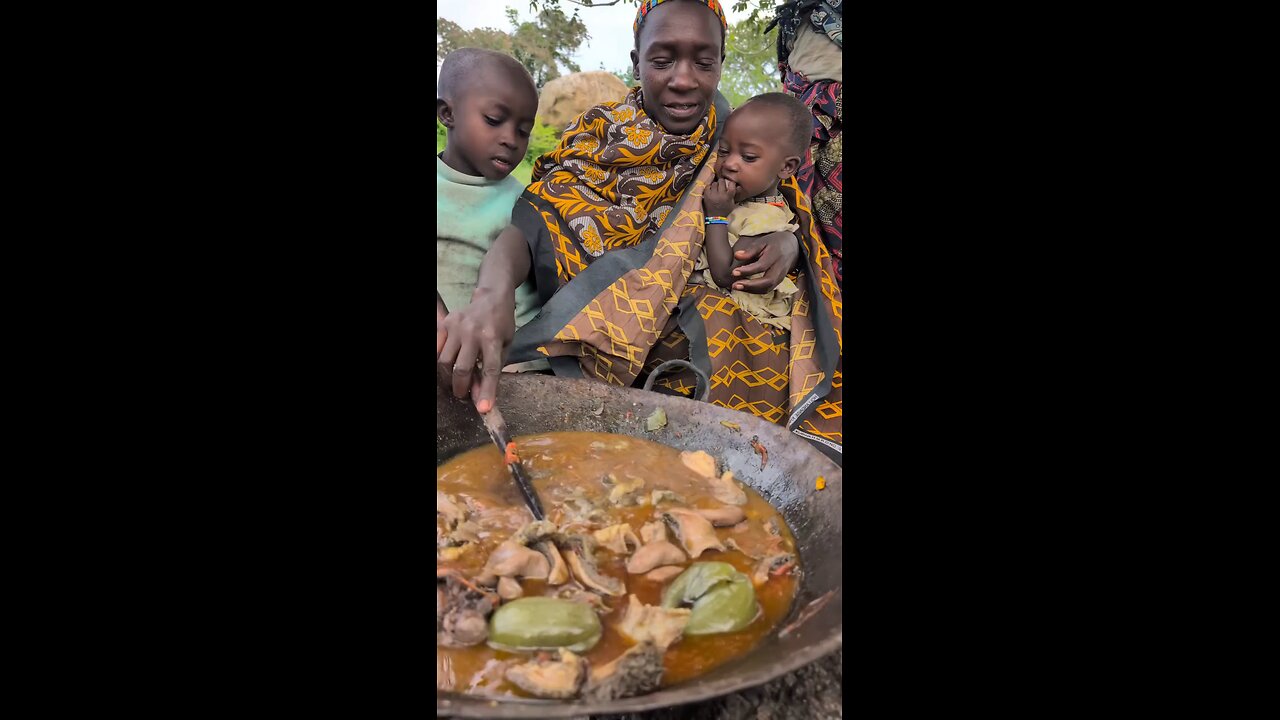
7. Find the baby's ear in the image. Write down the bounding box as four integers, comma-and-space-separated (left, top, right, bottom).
777, 155, 802, 180
437, 99, 453, 128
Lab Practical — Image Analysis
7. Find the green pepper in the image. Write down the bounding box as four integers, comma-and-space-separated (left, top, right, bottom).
661, 562, 759, 635
487, 597, 602, 653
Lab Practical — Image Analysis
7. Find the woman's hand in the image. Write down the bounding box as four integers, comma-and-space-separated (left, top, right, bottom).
436, 287, 516, 413
730, 230, 801, 293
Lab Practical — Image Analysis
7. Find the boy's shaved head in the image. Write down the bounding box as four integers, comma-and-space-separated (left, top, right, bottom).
438, 48, 536, 104
738, 93, 813, 157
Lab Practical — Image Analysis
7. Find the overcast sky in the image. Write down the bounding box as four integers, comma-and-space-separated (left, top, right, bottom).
437, 0, 752, 84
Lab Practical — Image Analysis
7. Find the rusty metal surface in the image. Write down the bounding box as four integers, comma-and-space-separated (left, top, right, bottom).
437, 369, 842, 718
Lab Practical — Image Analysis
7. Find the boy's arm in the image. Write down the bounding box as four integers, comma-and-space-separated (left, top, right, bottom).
436, 291, 448, 356
702, 178, 739, 289
437, 224, 532, 411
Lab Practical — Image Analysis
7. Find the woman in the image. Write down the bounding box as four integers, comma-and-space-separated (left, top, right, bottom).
768, 0, 842, 287
437, 0, 843, 462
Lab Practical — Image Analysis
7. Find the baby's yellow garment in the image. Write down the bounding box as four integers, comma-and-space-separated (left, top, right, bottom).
694, 202, 801, 331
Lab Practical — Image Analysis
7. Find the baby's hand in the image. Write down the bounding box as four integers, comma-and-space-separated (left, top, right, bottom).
703, 177, 737, 219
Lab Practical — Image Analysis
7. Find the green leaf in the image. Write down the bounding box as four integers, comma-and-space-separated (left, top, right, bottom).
645, 407, 667, 432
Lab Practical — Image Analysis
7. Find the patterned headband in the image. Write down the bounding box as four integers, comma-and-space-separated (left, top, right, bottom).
633, 0, 728, 39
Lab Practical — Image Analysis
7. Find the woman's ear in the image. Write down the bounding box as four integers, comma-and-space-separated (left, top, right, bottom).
630, 49, 639, 81
437, 99, 454, 128
778, 155, 802, 180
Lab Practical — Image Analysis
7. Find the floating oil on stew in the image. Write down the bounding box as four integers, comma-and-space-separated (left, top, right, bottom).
436, 431, 800, 700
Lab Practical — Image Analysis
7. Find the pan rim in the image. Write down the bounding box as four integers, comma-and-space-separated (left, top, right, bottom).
437, 373, 843, 717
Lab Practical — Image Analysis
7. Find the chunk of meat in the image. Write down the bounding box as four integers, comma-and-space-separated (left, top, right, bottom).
513, 519, 559, 546
661, 509, 725, 559
479, 541, 551, 585
709, 470, 748, 506
584, 641, 665, 701
559, 489, 611, 526
437, 491, 464, 528
497, 576, 524, 600
616, 594, 691, 650
437, 544, 470, 562
626, 540, 687, 574
449, 520, 483, 544
751, 552, 798, 587
603, 474, 646, 506
558, 533, 626, 596
438, 572, 498, 647
593, 524, 641, 555
548, 582, 609, 613
724, 524, 784, 561
679, 450, 717, 478
533, 539, 571, 585
694, 505, 746, 527
639, 521, 668, 545
506, 649, 589, 699
651, 489, 684, 506
645, 565, 685, 583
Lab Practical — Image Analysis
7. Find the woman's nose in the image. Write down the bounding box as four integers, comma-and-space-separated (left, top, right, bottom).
668, 62, 697, 90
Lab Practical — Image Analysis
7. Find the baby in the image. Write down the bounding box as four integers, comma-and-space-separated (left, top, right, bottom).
436, 48, 542, 330
697, 92, 812, 332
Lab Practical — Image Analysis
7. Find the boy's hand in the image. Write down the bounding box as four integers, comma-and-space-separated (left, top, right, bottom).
703, 177, 737, 219
436, 287, 517, 414
436, 292, 449, 356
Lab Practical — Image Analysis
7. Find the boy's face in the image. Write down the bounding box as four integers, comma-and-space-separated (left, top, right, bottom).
713, 106, 802, 202
630, 0, 723, 135
438, 71, 538, 181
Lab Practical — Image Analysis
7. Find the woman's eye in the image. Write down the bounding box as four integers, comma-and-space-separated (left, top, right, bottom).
697, 60, 715, 69
743, 155, 758, 162
518, 129, 531, 138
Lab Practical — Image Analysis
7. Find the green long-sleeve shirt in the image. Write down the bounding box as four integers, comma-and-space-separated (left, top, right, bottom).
436, 156, 541, 330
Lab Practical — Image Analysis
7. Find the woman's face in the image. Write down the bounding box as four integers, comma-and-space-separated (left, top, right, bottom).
630, 1, 723, 135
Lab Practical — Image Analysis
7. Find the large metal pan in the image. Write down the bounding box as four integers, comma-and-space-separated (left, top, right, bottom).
437, 369, 842, 718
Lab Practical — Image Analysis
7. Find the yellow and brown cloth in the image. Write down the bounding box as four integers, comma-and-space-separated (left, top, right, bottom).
509, 89, 843, 460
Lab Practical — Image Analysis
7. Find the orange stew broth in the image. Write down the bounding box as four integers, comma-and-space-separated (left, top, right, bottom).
436, 431, 799, 697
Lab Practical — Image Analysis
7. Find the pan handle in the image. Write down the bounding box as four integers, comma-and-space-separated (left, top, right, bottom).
642, 359, 711, 403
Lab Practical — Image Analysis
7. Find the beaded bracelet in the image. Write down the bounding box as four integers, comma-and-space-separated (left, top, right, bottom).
705, 216, 729, 225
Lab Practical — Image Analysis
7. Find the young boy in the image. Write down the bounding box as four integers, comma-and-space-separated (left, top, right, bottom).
698, 92, 813, 332
436, 48, 542, 331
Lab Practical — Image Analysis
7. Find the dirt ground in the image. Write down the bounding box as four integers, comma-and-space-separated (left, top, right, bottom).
592, 650, 843, 720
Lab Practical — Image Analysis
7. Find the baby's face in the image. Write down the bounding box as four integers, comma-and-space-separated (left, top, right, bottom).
440, 71, 538, 181
712, 107, 796, 202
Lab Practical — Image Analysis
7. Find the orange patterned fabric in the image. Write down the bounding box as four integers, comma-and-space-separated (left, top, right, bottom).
512, 92, 842, 458
529, 89, 715, 261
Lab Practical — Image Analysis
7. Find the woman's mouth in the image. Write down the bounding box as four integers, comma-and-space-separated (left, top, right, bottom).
664, 102, 700, 120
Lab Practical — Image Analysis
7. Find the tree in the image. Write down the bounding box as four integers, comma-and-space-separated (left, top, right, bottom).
437, 7, 590, 88
605, 64, 636, 87
522, 0, 784, 105
719, 15, 779, 108
526, 0, 779, 26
